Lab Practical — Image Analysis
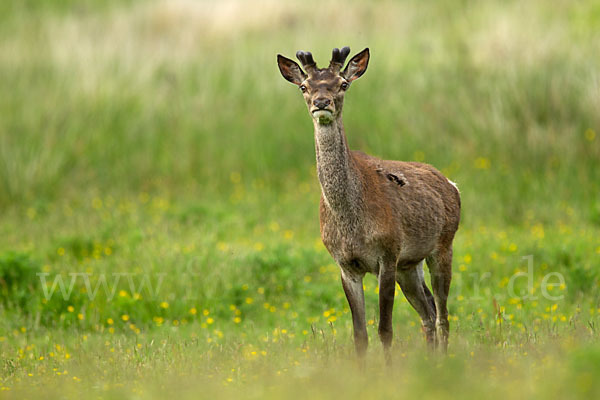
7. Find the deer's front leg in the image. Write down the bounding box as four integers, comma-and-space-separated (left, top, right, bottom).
341, 269, 367, 360
378, 261, 396, 366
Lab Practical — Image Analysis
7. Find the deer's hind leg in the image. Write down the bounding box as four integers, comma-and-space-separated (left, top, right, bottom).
396, 261, 437, 347
426, 244, 453, 352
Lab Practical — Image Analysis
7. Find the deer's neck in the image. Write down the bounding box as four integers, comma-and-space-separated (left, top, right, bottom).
314, 118, 363, 220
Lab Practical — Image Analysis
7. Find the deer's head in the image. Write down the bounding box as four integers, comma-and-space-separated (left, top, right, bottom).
277, 47, 369, 125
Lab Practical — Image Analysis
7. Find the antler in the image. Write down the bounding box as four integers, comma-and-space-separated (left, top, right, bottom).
296, 50, 317, 74
329, 46, 351, 72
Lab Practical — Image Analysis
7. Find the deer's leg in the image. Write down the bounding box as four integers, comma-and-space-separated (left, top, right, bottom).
341, 269, 368, 360
378, 260, 397, 366
396, 261, 436, 347
426, 246, 453, 352
423, 281, 437, 321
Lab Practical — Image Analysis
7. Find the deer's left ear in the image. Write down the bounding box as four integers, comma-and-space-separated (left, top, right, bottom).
343, 48, 369, 82
277, 54, 307, 85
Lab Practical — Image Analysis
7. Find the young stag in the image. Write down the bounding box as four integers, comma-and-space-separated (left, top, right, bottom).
277, 47, 460, 363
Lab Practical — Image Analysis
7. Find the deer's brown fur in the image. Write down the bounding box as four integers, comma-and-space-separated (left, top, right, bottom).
277, 47, 460, 364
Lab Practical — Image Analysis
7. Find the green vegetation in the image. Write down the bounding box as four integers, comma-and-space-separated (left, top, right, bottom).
0, 0, 599, 398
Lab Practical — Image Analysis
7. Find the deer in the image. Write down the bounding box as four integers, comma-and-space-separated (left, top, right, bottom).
277, 46, 461, 364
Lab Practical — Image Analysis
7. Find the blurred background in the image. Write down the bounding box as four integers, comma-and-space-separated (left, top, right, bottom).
1, 1, 600, 397
1, 0, 598, 222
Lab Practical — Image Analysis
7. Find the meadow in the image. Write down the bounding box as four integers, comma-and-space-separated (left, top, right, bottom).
1, 0, 599, 398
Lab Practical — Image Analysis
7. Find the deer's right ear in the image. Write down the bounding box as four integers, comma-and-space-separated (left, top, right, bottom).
277, 54, 307, 85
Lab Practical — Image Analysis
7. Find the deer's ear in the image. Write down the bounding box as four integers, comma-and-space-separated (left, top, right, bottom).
277, 54, 307, 85
343, 48, 369, 82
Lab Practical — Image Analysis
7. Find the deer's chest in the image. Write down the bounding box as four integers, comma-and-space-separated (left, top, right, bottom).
319, 206, 382, 274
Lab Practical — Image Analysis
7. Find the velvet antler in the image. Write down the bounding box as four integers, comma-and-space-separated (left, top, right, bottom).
329, 46, 351, 72
296, 51, 317, 75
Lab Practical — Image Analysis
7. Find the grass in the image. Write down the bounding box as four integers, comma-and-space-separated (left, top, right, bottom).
1, 0, 600, 398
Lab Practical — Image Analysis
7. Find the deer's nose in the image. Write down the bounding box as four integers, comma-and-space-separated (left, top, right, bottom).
313, 98, 331, 109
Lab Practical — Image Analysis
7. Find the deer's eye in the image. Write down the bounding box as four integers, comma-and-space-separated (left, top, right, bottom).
300, 85, 307, 93
340, 82, 349, 90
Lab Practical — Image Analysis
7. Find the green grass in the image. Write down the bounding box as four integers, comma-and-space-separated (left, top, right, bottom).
1, 0, 600, 398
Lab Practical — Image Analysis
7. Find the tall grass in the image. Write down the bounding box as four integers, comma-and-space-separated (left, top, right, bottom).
0, 0, 598, 223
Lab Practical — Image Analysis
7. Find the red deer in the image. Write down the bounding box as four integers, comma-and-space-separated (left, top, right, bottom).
277, 47, 460, 364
